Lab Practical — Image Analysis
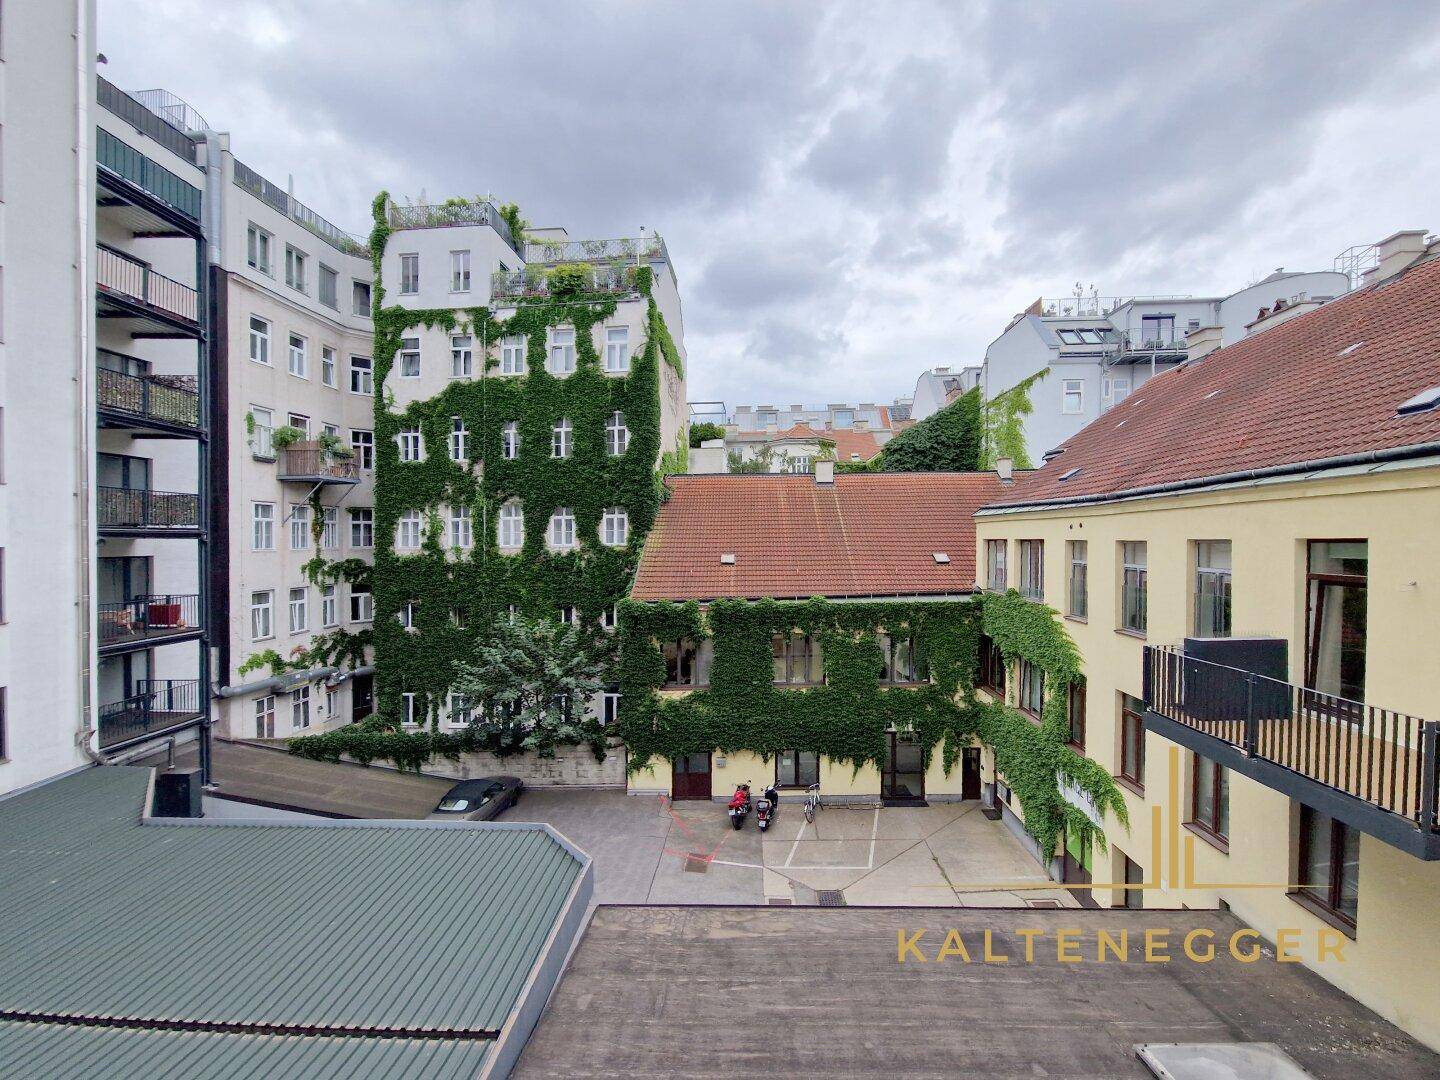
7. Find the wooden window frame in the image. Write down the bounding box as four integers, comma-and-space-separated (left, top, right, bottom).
1187, 751, 1229, 847
1292, 805, 1359, 933
1066, 682, 1086, 750
1119, 695, 1146, 790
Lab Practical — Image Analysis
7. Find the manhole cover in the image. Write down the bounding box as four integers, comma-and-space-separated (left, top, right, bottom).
683, 853, 710, 873
817, 890, 847, 907
1025, 898, 1062, 908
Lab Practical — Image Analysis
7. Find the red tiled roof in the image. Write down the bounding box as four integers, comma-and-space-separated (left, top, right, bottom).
774, 423, 883, 461
631, 472, 1006, 601
989, 256, 1440, 508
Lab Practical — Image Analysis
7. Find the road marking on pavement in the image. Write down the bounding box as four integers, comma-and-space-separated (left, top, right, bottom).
867, 808, 879, 869
783, 818, 808, 868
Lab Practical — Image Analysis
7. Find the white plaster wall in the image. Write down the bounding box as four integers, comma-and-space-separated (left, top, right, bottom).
1218, 272, 1351, 345
380, 222, 520, 311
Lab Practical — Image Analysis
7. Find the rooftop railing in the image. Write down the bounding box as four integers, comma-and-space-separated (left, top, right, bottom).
233, 159, 369, 258
96, 246, 198, 324
1040, 294, 1195, 318
386, 200, 519, 255
96, 77, 200, 163
490, 263, 642, 302
522, 236, 668, 266
97, 362, 200, 429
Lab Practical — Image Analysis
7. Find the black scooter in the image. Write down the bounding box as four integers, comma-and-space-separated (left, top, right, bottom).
727, 782, 752, 830
755, 783, 780, 832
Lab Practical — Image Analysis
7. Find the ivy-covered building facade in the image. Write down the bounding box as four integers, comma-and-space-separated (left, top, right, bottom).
367, 198, 688, 735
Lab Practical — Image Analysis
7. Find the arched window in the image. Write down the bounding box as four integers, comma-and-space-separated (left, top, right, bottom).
606, 411, 629, 456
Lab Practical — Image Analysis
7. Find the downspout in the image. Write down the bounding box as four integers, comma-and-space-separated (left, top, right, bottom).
75, 0, 103, 764
214, 663, 375, 699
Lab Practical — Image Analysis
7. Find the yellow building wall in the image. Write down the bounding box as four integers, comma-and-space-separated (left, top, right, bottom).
975, 463, 1440, 1051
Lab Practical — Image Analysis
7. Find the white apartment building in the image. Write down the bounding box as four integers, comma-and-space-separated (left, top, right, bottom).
0, 2, 98, 794
981, 269, 1352, 464
723, 401, 896, 472
910, 365, 982, 422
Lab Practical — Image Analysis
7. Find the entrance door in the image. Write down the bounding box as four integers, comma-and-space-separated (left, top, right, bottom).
1062, 826, 1099, 908
671, 753, 712, 800
350, 674, 374, 723
882, 732, 925, 803
961, 747, 982, 800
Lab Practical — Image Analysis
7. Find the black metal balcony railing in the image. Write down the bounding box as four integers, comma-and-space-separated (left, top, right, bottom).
386, 200, 519, 255
1115, 327, 1190, 355
278, 444, 359, 483
97, 365, 200, 429
99, 594, 201, 647
1145, 645, 1440, 830
98, 679, 203, 749
97, 486, 200, 530
96, 246, 198, 324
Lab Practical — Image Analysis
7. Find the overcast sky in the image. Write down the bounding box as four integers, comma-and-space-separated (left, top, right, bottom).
99, 1, 1440, 411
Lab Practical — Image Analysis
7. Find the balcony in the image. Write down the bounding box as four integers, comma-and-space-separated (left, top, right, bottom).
99, 679, 204, 749
96, 245, 200, 333
523, 236, 668, 266
1144, 645, 1440, 859
98, 486, 201, 534
386, 199, 519, 256
99, 594, 202, 651
491, 262, 644, 303
277, 441, 360, 485
97, 360, 201, 434
1107, 326, 1191, 364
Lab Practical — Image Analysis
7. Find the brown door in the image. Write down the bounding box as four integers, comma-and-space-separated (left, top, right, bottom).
671, 752, 712, 800
961, 747, 982, 800
350, 674, 373, 723
882, 732, 925, 803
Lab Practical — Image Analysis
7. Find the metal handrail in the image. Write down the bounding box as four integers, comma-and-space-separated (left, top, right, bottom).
98, 679, 203, 747
386, 200, 518, 254
490, 263, 641, 301
232, 159, 369, 257
96, 245, 198, 323
97, 486, 200, 529
97, 366, 200, 427
522, 236, 668, 265
98, 593, 201, 645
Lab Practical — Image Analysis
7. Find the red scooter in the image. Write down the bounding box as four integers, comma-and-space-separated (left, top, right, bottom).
727, 782, 752, 830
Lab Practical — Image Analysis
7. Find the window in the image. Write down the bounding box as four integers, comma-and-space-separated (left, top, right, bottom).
250, 405, 275, 458
602, 691, 620, 727
1140, 314, 1176, 347
1121, 542, 1148, 634
1123, 855, 1144, 909
501, 335, 527, 375
602, 605, 619, 630
979, 634, 1006, 695
662, 639, 713, 687
246, 223, 272, 274
349, 507, 374, 548
319, 264, 338, 309
1018, 659, 1044, 718
501, 421, 520, 460
789, 455, 812, 475
1295, 806, 1359, 928
604, 325, 630, 372
397, 427, 424, 462
548, 327, 575, 374
450, 250, 470, 292
399, 336, 420, 378
1018, 539, 1044, 600
552, 417, 573, 458
832, 408, 854, 429
289, 503, 311, 550
322, 584, 338, 628
252, 502, 275, 550
321, 507, 338, 549
349, 355, 373, 395
558, 605, 578, 626
352, 280, 371, 316
350, 429, 374, 469
1067, 540, 1088, 618
450, 505, 473, 549
287, 412, 310, 437
451, 335, 473, 378
447, 691, 474, 727
450, 417, 469, 462
1190, 753, 1229, 841
877, 634, 926, 685
776, 750, 820, 788
288, 333, 308, 378
1193, 540, 1232, 638
606, 411, 629, 456
757, 411, 778, 428
320, 346, 337, 387
602, 507, 628, 547
325, 685, 339, 723
399, 253, 419, 294
1120, 693, 1145, 788
396, 510, 423, 550
985, 539, 1007, 591
498, 502, 524, 548
289, 587, 308, 634
291, 685, 311, 730
250, 590, 274, 640
350, 587, 374, 623
402, 692, 419, 726
450, 608, 468, 630
1061, 379, 1084, 414
1067, 682, 1086, 749
254, 694, 276, 739
548, 508, 577, 549
248, 316, 271, 365
1111, 377, 1131, 404
285, 245, 307, 292
1305, 541, 1367, 701
399, 601, 419, 631
772, 634, 824, 685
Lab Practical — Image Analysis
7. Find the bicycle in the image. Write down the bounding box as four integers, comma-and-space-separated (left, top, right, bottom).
803, 783, 822, 825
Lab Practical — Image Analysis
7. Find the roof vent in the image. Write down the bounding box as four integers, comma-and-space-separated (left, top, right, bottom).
1339, 341, 1366, 356
1204, 389, 1222, 399
1059, 466, 1082, 481
1115, 419, 1128, 428
720, 553, 736, 565
933, 552, 951, 564
1397, 384, 1440, 415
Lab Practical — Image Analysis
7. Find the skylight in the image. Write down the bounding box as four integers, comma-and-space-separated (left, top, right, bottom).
1397, 385, 1440, 415
1059, 467, 1083, 481
720, 553, 736, 565
933, 552, 951, 564
1339, 341, 1366, 357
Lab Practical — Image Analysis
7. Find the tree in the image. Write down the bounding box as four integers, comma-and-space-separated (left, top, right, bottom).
450, 616, 615, 757
869, 386, 983, 472
688, 421, 726, 447
726, 445, 776, 474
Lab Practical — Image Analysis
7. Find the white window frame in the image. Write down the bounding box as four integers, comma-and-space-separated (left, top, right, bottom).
350, 587, 374, 623
502, 421, 520, 460
291, 685, 311, 730
1062, 378, 1084, 414
289, 587, 309, 634
398, 336, 420, 378
349, 355, 373, 395
325, 684, 339, 722
249, 405, 275, 458
285, 245, 307, 293
396, 510, 423, 550
402, 691, 419, 726
398, 427, 424, 462
602, 691, 620, 727
250, 590, 274, 641
604, 325, 630, 373
254, 694, 276, 738
321, 584, 338, 628
498, 501, 524, 549
1112, 376, 1131, 404
602, 507, 629, 547
602, 605, 619, 630
247, 223, 273, 275
288, 333, 308, 379
450, 334, 473, 379
548, 327, 576, 374
350, 429, 374, 470
321, 345, 337, 387
450, 505, 473, 549
399, 253, 419, 295
252, 502, 275, 551
450, 250, 471, 293
400, 601, 419, 631
248, 316, 271, 366
447, 691, 474, 727
321, 506, 339, 549
290, 503, 311, 550
552, 417, 573, 459
501, 335, 527, 376
349, 507, 374, 548
606, 411, 629, 456
318, 263, 339, 309
549, 508, 577, 550
450, 417, 469, 461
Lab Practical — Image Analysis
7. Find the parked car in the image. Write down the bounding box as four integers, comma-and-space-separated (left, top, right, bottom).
426, 776, 524, 821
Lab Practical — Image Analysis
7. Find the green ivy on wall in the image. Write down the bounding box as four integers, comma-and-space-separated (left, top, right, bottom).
980, 368, 1047, 470
617, 596, 985, 777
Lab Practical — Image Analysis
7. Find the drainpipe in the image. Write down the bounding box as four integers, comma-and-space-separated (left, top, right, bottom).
214, 663, 375, 699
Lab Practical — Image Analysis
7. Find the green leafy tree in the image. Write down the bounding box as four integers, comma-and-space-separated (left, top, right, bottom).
869, 386, 983, 472
726, 445, 776, 474
688, 421, 726, 447
450, 616, 615, 757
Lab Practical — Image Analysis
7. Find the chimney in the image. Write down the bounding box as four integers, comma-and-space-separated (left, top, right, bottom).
996, 457, 1014, 482
1362, 229, 1429, 286
814, 460, 835, 485
688, 439, 729, 474
1185, 325, 1223, 360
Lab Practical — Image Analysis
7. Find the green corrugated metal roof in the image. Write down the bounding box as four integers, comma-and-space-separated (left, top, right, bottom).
0, 766, 587, 1077
0, 1021, 489, 1080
